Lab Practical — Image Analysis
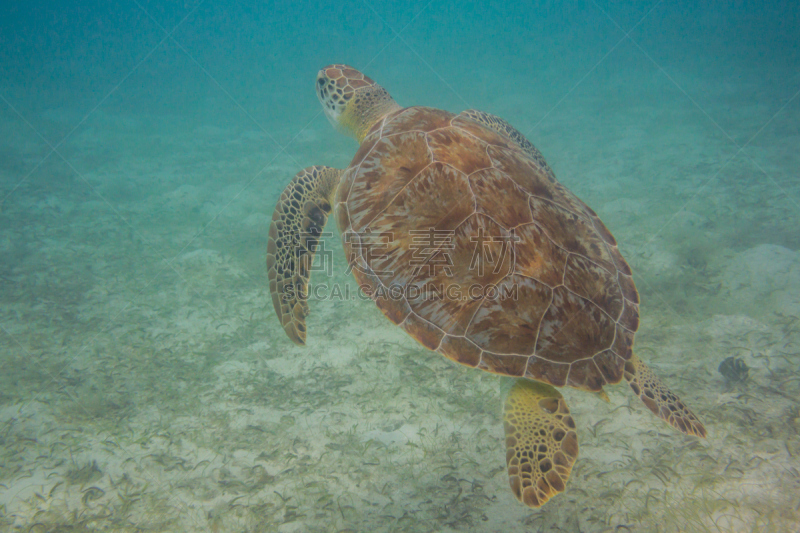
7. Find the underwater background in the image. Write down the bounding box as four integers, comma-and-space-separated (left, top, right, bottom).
1, 0, 799, 531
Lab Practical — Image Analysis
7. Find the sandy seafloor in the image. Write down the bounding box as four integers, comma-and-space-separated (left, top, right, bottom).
1, 1, 799, 532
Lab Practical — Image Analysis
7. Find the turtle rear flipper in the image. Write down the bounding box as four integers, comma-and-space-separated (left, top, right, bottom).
267, 166, 341, 345
504, 380, 579, 508
624, 354, 707, 438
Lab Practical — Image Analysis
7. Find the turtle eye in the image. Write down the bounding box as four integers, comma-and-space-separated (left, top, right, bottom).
317, 78, 325, 86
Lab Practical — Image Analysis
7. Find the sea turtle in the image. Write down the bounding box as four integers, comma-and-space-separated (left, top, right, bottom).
267, 65, 706, 508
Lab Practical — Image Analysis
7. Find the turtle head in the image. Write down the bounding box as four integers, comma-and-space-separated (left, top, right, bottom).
316, 65, 401, 143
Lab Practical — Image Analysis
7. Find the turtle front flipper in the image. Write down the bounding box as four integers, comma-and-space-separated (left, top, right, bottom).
458, 109, 555, 178
624, 354, 707, 438
267, 166, 341, 345
503, 380, 579, 508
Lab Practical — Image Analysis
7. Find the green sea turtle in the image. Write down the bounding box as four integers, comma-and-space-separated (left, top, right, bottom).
267, 65, 706, 508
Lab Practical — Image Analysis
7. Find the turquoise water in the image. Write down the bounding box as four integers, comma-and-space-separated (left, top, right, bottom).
1, 1, 799, 531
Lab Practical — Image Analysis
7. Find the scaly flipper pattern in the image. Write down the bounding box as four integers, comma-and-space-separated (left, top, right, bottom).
624, 354, 707, 437
459, 109, 556, 179
503, 380, 579, 508
267, 166, 341, 345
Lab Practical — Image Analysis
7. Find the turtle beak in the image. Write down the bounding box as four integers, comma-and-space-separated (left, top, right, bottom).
316, 71, 342, 125
315, 73, 326, 99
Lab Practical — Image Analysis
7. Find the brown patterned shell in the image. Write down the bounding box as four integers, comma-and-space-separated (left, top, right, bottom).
334, 107, 640, 392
